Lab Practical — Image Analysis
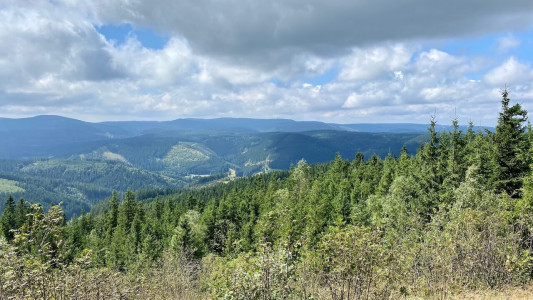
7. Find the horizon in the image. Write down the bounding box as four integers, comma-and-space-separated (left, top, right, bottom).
0, 114, 496, 127
1, 1, 533, 126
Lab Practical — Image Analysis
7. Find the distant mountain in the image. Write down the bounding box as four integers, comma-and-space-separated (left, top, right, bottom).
99, 118, 346, 136
0, 115, 123, 158
338, 123, 492, 133
0, 115, 492, 159
102, 118, 491, 135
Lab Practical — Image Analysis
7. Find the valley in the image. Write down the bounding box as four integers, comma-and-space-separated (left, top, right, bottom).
0, 116, 434, 216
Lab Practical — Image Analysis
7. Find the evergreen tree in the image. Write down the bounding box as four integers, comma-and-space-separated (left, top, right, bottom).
117, 190, 137, 232
491, 89, 529, 196
441, 118, 466, 202
109, 222, 128, 270
377, 153, 396, 196
1, 195, 16, 240
105, 190, 120, 248
129, 213, 143, 256
107, 191, 119, 230
396, 144, 412, 177
15, 198, 29, 228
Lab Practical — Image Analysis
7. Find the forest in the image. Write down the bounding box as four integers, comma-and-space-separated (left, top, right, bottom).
1, 90, 532, 299
0, 121, 426, 218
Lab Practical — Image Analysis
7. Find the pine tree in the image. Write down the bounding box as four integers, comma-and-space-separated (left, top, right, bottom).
447, 118, 465, 181
491, 89, 529, 196
1, 195, 16, 240
105, 191, 119, 242
441, 118, 466, 202
15, 198, 28, 228
107, 191, 119, 229
117, 190, 137, 232
377, 153, 396, 196
415, 117, 442, 215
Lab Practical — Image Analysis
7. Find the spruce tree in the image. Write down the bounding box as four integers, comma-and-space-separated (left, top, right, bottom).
492, 89, 529, 196
1, 195, 16, 240
15, 198, 28, 228
105, 191, 119, 242
117, 190, 137, 232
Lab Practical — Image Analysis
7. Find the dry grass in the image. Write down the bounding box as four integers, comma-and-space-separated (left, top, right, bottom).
410, 285, 533, 300
453, 286, 533, 300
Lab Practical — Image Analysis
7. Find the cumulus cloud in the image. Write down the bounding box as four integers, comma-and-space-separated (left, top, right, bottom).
0, 0, 533, 125
0, 2, 125, 91
338, 45, 413, 81
484, 57, 533, 85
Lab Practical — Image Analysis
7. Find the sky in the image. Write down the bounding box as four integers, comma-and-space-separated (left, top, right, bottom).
1, 1, 533, 125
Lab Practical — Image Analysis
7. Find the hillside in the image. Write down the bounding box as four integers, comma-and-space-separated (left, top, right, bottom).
0, 116, 431, 215
0, 159, 184, 218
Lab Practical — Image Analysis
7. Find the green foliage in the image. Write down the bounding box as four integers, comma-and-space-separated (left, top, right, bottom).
0, 196, 16, 241
309, 225, 388, 299
0, 158, 183, 218
207, 243, 298, 300
492, 88, 529, 196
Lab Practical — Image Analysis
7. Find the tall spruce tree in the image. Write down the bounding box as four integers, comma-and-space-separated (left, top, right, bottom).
106, 190, 119, 242
492, 89, 529, 196
1, 195, 16, 240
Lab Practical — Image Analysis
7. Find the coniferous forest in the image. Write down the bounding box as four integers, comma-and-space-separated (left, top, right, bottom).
1, 90, 533, 299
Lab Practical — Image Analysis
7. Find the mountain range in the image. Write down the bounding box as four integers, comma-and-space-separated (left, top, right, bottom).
0, 115, 491, 217
0, 115, 492, 159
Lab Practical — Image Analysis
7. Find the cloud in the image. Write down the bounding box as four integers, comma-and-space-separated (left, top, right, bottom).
92, 0, 533, 66
0, 0, 533, 126
0, 2, 127, 93
484, 57, 533, 85
333, 47, 532, 124
338, 45, 413, 81
497, 35, 521, 53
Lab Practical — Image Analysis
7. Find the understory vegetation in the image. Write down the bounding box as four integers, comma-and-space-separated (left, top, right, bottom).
1, 90, 533, 299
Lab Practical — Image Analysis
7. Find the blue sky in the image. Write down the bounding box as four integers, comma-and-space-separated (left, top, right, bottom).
439, 30, 533, 79
1, 1, 533, 125
96, 24, 169, 50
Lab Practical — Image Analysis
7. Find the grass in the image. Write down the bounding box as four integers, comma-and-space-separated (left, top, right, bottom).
406, 285, 533, 300
449, 285, 533, 300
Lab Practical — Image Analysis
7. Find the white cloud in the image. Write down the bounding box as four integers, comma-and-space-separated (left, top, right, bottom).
484, 57, 533, 85
420, 87, 444, 100
339, 45, 413, 81
413, 49, 475, 79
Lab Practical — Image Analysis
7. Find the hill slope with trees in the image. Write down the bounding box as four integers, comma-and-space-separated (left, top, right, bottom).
0, 130, 424, 217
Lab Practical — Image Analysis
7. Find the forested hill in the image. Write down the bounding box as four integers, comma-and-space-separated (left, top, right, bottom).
0, 90, 532, 299
0, 117, 436, 217
0, 130, 424, 218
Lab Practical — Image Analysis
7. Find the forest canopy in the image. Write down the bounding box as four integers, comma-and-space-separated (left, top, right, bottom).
1, 89, 532, 299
